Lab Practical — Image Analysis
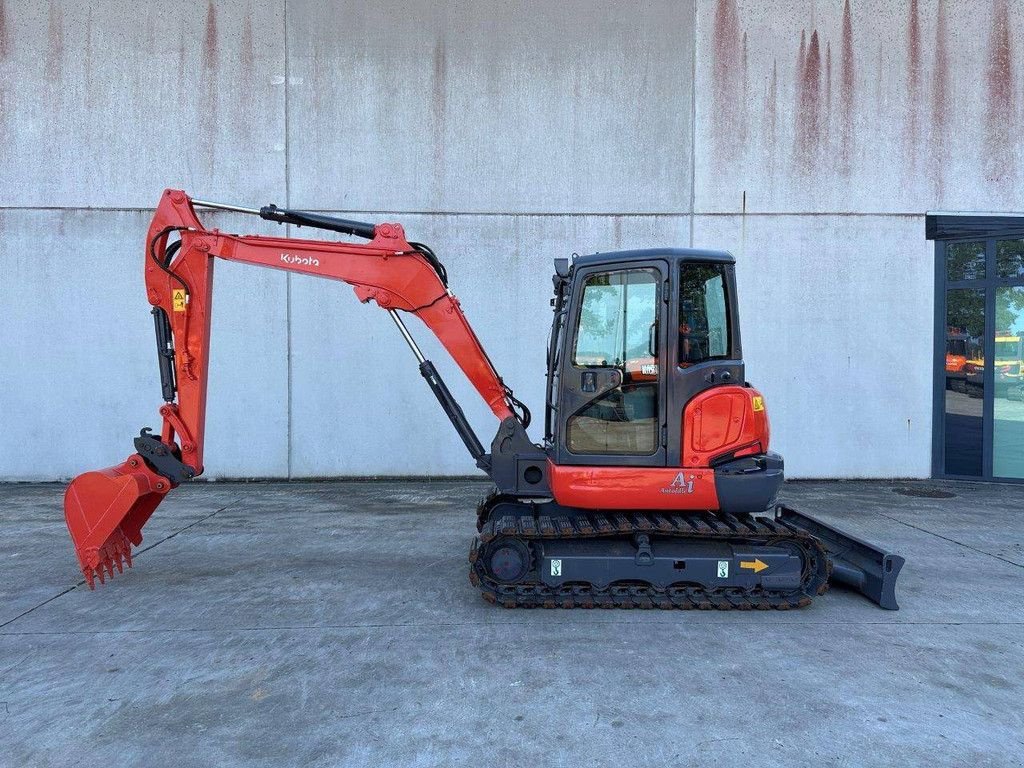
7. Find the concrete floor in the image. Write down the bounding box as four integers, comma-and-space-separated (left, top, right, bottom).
0, 480, 1022, 767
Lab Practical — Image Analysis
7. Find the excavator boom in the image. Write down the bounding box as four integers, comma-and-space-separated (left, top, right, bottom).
65, 189, 521, 586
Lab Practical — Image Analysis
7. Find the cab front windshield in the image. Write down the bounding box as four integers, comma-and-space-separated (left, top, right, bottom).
573, 269, 658, 368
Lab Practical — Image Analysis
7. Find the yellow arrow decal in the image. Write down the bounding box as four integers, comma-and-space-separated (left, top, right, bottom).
740, 558, 768, 573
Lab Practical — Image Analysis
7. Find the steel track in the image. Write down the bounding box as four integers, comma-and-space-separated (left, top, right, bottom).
469, 490, 831, 610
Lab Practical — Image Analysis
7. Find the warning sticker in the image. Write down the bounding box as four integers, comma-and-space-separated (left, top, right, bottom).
172, 289, 187, 312
551, 559, 562, 577
751, 396, 764, 412
717, 560, 729, 578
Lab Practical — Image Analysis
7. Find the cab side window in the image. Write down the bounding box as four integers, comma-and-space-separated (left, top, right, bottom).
679, 263, 730, 367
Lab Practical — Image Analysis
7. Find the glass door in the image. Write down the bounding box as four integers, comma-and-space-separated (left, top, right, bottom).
993, 240, 1024, 478
935, 235, 1024, 481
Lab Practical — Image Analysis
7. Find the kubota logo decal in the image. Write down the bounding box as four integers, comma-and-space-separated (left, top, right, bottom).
661, 472, 695, 495
280, 253, 320, 267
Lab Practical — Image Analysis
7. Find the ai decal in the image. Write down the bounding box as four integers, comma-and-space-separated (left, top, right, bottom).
661, 472, 695, 495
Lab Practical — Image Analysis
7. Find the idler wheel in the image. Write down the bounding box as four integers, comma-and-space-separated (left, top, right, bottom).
485, 537, 532, 583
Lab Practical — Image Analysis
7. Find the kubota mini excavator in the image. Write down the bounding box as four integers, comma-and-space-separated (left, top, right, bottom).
63, 190, 905, 610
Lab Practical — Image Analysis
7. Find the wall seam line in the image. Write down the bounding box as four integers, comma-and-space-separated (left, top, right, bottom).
284, 0, 293, 480
689, 0, 698, 247
0, 206, 941, 218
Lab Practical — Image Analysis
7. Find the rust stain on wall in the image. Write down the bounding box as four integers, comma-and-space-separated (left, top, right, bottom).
45, 1, 63, 82
710, 0, 1021, 203
432, 40, 447, 127
177, 37, 187, 84
930, 0, 950, 199
200, 1, 220, 165
797, 28, 806, 81
984, 0, 1015, 185
202, 2, 218, 71
712, 0, 742, 165
233, 3, 256, 141
143, 7, 155, 50
764, 58, 778, 179
241, 5, 254, 73
838, 0, 855, 175
740, 30, 749, 146
793, 27, 806, 160
0, 0, 9, 60
824, 40, 832, 146
0, 0, 7, 143
795, 30, 822, 175
431, 39, 448, 196
83, 9, 94, 88
874, 42, 883, 118
905, 0, 921, 164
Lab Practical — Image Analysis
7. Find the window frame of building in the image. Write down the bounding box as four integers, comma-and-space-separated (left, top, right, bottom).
929, 213, 1024, 483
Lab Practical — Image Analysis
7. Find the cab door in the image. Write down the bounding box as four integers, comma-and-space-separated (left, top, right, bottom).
555, 261, 668, 467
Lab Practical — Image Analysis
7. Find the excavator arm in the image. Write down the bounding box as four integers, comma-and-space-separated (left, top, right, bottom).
64, 189, 523, 587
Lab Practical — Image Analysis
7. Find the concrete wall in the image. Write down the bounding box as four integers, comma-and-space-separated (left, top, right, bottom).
2, 0, 1021, 479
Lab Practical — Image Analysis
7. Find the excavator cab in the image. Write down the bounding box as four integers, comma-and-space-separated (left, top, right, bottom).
548, 250, 742, 465
536, 250, 780, 515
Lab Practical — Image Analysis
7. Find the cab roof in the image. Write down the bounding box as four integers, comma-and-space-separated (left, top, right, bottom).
573, 247, 734, 270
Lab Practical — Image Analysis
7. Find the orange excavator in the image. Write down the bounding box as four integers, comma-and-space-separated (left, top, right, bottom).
63, 190, 904, 609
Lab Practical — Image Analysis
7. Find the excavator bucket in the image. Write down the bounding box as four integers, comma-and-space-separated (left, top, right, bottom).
63, 456, 170, 588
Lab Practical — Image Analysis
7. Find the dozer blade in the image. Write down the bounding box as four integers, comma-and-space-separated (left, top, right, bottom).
63, 455, 171, 588
776, 505, 905, 610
